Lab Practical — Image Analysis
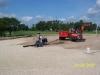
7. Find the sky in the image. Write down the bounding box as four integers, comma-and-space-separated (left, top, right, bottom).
0, 0, 100, 27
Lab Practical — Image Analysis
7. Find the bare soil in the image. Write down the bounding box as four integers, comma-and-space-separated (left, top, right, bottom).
0, 34, 100, 75
20, 34, 100, 50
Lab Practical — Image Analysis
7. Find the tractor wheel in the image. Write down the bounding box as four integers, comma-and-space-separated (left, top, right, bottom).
70, 36, 72, 41
59, 37, 62, 40
63, 37, 65, 40
76, 39, 78, 42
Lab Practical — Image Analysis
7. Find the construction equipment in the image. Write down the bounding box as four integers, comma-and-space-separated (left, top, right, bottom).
59, 31, 71, 40
59, 23, 90, 42
23, 38, 48, 47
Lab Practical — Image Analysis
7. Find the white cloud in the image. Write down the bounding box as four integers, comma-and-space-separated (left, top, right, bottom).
46, 16, 53, 21
96, 0, 100, 6
21, 16, 33, 22
36, 15, 53, 21
35, 15, 75, 22
80, 16, 90, 21
87, 0, 100, 15
36, 15, 45, 19
68, 16, 76, 20
59, 18, 66, 21
88, 8, 98, 14
66, 16, 76, 22
0, 12, 16, 18
83, 0, 100, 26
58, 16, 76, 22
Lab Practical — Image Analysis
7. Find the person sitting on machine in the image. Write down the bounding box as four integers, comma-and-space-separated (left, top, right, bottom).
33, 32, 43, 47
33, 32, 48, 47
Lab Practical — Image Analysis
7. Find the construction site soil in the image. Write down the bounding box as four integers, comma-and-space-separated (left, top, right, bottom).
20, 34, 100, 50
0, 34, 100, 75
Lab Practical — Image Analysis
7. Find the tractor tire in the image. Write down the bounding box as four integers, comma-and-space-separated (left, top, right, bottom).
70, 36, 72, 41
59, 37, 65, 40
62, 37, 65, 40
59, 37, 62, 40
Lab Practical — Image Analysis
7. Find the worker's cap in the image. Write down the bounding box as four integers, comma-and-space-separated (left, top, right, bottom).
38, 32, 40, 34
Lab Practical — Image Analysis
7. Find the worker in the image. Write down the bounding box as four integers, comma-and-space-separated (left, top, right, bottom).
33, 32, 43, 47
36, 32, 40, 41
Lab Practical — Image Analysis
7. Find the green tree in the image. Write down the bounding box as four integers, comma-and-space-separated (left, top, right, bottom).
36, 21, 46, 31
45, 21, 52, 30
7, 17, 20, 36
18, 24, 29, 31
0, 18, 7, 37
31, 24, 36, 31
0, 17, 20, 37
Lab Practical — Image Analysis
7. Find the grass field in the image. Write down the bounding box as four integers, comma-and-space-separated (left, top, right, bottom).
5, 30, 100, 37
84, 31, 100, 34
9, 31, 58, 36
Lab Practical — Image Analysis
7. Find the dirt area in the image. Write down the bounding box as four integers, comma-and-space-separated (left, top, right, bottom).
0, 34, 100, 75
20, 34, 100, 50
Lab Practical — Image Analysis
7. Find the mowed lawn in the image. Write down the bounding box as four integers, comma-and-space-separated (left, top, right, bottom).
5, 30, 100, 37
10, 31, 58, 36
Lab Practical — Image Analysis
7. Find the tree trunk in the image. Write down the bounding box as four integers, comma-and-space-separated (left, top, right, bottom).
9, 31, 12, 37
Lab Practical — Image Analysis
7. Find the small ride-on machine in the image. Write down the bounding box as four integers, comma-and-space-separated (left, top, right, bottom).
70, 24, 90, 42
59, 23, 90, 42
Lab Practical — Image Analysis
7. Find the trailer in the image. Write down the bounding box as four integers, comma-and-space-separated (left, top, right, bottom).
59, 31, 71, 40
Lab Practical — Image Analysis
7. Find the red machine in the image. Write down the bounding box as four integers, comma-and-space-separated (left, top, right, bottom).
59, 24, 90, 42
59, 31, 71, 40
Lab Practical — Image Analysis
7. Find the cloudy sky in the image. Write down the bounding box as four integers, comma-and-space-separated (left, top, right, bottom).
0, 0, 100, 27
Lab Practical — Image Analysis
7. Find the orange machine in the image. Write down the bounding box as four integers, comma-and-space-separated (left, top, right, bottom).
59, 23, 90, 42
80, 24, 90, 34
70, 23, 90, 42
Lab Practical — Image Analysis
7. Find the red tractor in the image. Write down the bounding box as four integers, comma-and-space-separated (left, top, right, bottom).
59, 24, 90, 42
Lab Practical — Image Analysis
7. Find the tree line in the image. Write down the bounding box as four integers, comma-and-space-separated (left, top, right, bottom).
0, 17, 29, 37
0, 17, 100, 37
31, 20, 100, 32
